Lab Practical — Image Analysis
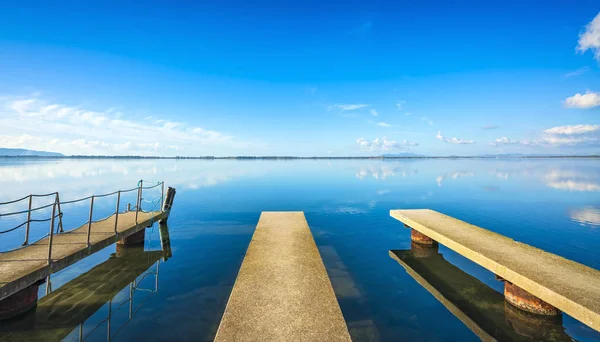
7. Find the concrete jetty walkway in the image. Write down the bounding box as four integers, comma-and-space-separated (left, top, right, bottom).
390, 209, 600, 332
215, 212, 351, 342
0, 211, 164, 304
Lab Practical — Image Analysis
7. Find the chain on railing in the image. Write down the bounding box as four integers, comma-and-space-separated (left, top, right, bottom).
0, 180, 165, 258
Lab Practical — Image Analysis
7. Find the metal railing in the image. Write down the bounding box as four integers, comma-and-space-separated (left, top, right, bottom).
0, 180, 165, 262
76, 260, 160, 342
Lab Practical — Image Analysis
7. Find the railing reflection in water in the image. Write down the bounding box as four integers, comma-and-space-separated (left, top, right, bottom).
0, 223, 171, 342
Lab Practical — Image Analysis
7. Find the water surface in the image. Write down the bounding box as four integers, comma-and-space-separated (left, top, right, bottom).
0, 158, 599, 341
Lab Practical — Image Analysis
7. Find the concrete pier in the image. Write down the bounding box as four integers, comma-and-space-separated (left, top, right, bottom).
390, 209, 600, 332
214, 212, 351, 342
0, 211, 164, 319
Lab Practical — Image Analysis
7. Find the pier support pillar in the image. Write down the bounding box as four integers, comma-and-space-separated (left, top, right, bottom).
159, 187, 176, 224
497, 279, 561, 316
409, 227, 437, 246
410, 242, 439, 258
116, 229, 145, 255
0, 283, 40, 320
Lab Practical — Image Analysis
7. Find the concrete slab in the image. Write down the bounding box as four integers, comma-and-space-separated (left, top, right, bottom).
390, 209, 600, 332
214, 212, 351, 342
0, 211, 165, 302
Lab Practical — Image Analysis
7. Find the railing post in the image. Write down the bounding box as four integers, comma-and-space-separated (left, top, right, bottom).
135, 180, 142, 225
23, 195, 32, 246
48, 202, 56, 265
114, 191, 121, 234
161, 181, 165, 205
87, 196, 94, 247
55, 192, 64, 233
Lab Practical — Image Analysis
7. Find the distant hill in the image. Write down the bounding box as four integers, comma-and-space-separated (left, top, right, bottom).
0, 148, 63, 157
381, 153, 425, 158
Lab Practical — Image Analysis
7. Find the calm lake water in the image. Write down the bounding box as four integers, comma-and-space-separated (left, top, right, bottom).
0, 158, 599, 341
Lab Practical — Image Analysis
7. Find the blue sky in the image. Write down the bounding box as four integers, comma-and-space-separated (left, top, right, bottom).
0, 0, 599, 156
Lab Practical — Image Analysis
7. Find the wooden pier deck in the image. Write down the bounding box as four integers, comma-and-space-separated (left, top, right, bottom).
0, 211, 165, 302
390, 209, 600, 332
214, 212, 351, 342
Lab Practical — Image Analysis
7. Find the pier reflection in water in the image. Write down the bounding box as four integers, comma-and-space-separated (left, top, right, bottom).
0, 223, 172, 342
389, 245, 572, 341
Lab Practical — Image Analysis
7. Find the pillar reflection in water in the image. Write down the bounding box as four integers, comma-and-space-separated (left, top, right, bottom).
389, 245, 573, 341
0, 222, 172, 342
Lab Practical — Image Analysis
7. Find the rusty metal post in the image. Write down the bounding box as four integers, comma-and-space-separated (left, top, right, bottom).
55, 192, 64, 233
114, 191, 121, 234
47, 203, 56, 264
86, 196, 94, 247
23, 195, 32, 246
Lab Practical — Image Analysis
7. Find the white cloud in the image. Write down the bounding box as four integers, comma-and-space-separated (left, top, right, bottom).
564, 91, 600, 108
396, 101, 405, 111
577, 12, 600, 61
420, 117, 434, 125
481, 124, 499, 130
376, 122, 391, 127
0, 95, 262, 156
436, 131, 475, 144
370, 109, 378, 117
490, 136, 537, 146
328, 104, 369, 111
356, 137, 418, 151
543, 124, 599, 135
565, 67, 590, 78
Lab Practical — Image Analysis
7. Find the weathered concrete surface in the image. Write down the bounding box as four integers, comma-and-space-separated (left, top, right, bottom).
0, 211, 164, 304
390, 209, 600, 332
214, 212, 351, 342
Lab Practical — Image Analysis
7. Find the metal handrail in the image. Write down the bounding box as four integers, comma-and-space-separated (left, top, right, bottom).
0, 180, 165, 255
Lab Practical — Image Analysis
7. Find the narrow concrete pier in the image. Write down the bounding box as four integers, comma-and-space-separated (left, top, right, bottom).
390, 209, 600, 332
0, 211, 165, 312
214, 212, 351, 342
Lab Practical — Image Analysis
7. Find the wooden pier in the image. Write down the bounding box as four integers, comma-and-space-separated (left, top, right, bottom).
390, 209, 600, 332
0, 182, 176, 320
214, 212, 351, 342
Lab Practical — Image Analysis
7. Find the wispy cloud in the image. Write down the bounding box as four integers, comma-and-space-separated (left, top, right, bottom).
421, 117, 434, 125
396, 101, 405, 111
436, 131, 475, 144
370, 109, 378, 117
491, 125, 600, 147
356, 137, 418, 151
0, 95, 261, 156
481, 124, 499, 130
564, 91, 600, 108
565, 67, 590, 78
577, 12, 600, 61
376, 122, 391, 127
328, 104, 370, 111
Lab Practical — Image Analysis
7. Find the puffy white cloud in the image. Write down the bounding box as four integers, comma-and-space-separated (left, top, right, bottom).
490, 136, 537, 146
356, 137, 418, 151
370, 109, 378, 117
328, 104, 369, 111
376, 122, 391, 127
436, 131, 475, 144
577, 12, 600, 61
564, 91, 600, 108
0, 95, 261, 156
543, 124, 599, 135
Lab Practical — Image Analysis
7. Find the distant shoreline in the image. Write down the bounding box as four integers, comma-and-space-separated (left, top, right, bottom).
1, 155, 599, 160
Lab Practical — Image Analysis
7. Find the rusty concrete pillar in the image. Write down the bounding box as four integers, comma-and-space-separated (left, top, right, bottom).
0, 283, 40, 320
410, 242, 439, 258
499, 280, 561, 316
409, 227, 437, 246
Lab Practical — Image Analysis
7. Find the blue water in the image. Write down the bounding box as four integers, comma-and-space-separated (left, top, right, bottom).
0, 158, 599, 341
